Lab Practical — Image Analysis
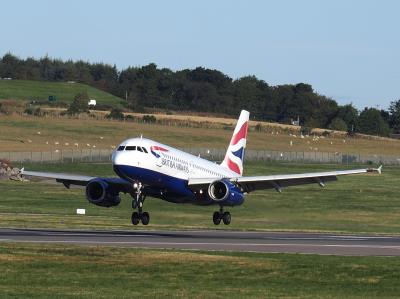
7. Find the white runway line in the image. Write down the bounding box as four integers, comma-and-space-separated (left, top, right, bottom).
3, 239, 400, 250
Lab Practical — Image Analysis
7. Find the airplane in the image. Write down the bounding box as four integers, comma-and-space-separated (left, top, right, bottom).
21, 110, 382, 226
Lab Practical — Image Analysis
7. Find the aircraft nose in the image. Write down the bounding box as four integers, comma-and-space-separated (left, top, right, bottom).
112, 151, 122, 165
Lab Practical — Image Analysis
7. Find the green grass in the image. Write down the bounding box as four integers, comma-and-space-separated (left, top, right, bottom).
0, 243, 400, 298
0, 79, 123, 105
0, 162, 398, 234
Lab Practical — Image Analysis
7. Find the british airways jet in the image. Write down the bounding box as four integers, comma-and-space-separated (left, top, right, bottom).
22, 110, 381, 226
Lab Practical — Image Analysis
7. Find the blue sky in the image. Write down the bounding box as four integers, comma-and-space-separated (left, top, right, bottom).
1, 0, 399, 109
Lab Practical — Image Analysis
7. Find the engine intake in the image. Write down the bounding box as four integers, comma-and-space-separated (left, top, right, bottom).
208, 180, 229, 201
86, 179, 121, 207
207, 180, 245, 206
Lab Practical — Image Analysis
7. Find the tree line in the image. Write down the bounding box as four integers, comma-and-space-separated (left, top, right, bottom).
1, 53, 399, 136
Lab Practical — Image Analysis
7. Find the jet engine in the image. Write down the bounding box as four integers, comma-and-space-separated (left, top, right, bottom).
85, 179, 121, 207
207, 180, 244, 206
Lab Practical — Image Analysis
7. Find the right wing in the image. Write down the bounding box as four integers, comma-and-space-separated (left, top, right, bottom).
188, 166, 382, 193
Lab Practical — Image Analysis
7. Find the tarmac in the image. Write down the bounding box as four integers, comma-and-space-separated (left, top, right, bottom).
1, 228, 400, 256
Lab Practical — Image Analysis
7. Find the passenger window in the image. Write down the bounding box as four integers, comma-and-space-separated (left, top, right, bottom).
117, 146, 125, 151
137, 147, 143, 152
142, 147, 148, 153
125, 146, 136, 151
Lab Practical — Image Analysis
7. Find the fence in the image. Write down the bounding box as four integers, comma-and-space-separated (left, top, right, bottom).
0, 149, 114, 164
1, 148, 399, 166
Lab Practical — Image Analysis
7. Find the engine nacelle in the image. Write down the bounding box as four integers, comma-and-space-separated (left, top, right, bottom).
85, 179, 121, 207
207, 180, 245, 206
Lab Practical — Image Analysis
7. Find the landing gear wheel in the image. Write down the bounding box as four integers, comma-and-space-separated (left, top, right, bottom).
141, 212, 150, 225
222, 212, 231, 225
213, 211, 221, 225
131, 211, 140, 225
130, 182, 151, 226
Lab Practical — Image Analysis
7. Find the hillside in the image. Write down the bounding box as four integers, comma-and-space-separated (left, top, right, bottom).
0, 79, 124, 106
0, 114, 399, 155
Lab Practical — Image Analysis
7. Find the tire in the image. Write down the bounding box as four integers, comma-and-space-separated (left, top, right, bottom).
141, 212, 150, 225
222, 212, 231, 225
131, 212, 140, 225
213, 211, 221, 225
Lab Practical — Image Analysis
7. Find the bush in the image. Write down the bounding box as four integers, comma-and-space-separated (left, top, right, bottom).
125, 115, 136, 121
300, 126, 312, 135
142, 115, 156, 123
0, 158, 12, 169
106, 108, 125, 120
24, 107, 41, 116
322, 130, 331, 137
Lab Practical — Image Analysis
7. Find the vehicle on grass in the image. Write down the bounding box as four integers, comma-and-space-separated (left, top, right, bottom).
22, 110, 382, 226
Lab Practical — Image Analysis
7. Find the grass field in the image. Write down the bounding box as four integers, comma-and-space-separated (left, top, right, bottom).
1, 114, 400, 155
0, 79, 123, 105
1, 242, 400, 298
0, 162, 397, 234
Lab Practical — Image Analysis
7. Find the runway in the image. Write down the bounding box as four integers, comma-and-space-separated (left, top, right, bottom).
1, 228, 400, 256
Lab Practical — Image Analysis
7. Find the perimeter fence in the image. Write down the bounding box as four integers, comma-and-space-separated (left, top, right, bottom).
1, 148, 399, 166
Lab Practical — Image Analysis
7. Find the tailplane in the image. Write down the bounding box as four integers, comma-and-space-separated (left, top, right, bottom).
220, 110, 250, 176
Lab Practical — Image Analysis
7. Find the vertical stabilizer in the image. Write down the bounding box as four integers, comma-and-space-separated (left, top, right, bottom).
220, 110, 250, 176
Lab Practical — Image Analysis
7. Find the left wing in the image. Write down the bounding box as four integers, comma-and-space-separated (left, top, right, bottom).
188, 166, 382, 193
21, 169, 95, 186
21, 169, 133, 193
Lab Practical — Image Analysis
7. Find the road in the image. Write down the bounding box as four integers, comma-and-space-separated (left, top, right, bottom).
1, 228, 400, 256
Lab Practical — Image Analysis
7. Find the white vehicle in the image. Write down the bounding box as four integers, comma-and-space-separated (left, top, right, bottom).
22, 110, 382, 226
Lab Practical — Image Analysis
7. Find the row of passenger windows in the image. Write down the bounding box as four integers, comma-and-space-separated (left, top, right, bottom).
164, 153, 221, 177
117, 146, 221, 177
163, 153, 188, 165
117, 145, 148, 153
193, 163, 220, 177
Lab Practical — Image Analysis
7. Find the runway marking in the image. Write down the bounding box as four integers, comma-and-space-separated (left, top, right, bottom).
2, 239, 400, 250
10, 231, 399, 241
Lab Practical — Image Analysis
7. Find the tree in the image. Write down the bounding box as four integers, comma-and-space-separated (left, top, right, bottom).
67, 92, 89, 115
337, 104, 358, 133
357, 108, 390, 136
389, 99, 400, 133
328, 117, 348, 132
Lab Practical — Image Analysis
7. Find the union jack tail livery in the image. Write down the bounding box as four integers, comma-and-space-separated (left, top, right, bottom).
220, 110, 250, 176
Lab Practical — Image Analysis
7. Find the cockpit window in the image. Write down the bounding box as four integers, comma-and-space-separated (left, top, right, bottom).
117, 146, 125, 151
125, 146, 136, 151
142, 147, 148, 153
137, 147, 143, 152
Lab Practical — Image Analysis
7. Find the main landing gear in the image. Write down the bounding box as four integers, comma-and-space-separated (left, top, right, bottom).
213, 206, 231, 225
131, 182, 150, 226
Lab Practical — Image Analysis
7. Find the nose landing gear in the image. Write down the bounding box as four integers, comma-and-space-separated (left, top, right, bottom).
131, 182, 150, 226
213, 207, 231, 225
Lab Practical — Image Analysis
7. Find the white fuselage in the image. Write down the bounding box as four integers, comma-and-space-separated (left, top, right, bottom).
112, 137, 239, 182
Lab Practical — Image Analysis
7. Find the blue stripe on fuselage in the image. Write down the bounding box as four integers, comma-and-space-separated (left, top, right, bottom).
113, 164, 194, 199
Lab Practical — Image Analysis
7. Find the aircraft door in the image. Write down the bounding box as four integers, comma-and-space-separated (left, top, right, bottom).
156, 155, 162, 167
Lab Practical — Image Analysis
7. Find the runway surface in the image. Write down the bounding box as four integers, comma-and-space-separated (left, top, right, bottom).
1, 228, 400, 256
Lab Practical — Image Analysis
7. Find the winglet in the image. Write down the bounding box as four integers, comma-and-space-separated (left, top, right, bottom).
377, 165, 383, 174
367, 165, 382, 174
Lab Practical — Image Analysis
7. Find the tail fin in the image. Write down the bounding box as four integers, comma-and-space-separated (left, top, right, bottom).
220, 110, 250, 176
